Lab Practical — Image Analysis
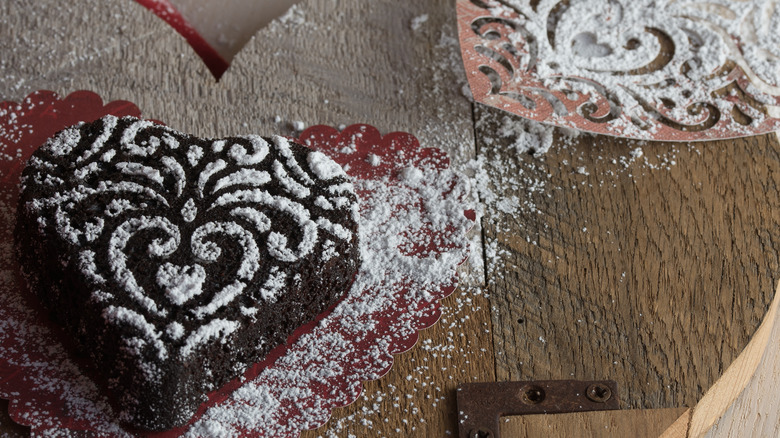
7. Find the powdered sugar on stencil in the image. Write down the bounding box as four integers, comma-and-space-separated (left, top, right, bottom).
457, 0, 780, 140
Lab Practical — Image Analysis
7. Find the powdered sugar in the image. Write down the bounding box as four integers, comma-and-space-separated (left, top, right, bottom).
78, 115, 117, 163
109, 215, 179, 317
212, 169, 271, 194
411, 14, 429, 31
229, 135, 269, 166
308, 151, 345, 180
121, 119, 158, 156
78, 250, 106, 285
460, 0, 780, 140
197, 159, 227, 195
182, 130, 471, 435
161, 155, 187, 196
495, 116, 555, 155
180, 319, 240, 358
156, 262, 207, 306
180, 198, 198, 222
41, 126, 81, 156
116, 161, 165, 186
272, 136, 315, 186
191, 221, 259, 281
314, 195, 333, 210
192, 281, 247, 320
229, 206, 271, 234
273, 159, 311, 198
258, 267, 287, 302
166, 322, 185, 341
315, 218, 353, 242
103, 305, 167, 361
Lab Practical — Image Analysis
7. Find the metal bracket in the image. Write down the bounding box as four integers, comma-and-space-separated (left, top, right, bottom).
456, 380, 620, 438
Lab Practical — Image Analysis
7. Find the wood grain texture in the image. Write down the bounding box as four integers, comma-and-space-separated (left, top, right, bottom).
501, 407, 688, 438
302, 286, 496, 437
475, 103, 780, 410
659, 408, 690, 438
0, 0, 476, 172
0, 1, 211, 104
686, 283, 780, 437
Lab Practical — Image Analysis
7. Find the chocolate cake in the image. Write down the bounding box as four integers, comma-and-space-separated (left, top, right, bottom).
15, 116, 361, 430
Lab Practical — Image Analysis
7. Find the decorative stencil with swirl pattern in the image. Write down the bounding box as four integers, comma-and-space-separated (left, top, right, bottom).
457, 0, 780, 140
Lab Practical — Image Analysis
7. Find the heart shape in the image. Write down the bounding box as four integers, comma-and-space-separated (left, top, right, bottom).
157, 262, 207, 306
16, 115, 361, 430
570, 32, 612, 58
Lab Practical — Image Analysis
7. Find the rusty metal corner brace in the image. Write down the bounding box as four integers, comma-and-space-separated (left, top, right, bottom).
456, 380, 619, 438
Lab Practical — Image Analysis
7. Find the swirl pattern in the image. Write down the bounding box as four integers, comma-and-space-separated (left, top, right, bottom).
458, 0, 780, 140
16, 115, 361, 429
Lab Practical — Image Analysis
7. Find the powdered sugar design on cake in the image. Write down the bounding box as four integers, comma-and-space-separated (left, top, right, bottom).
2, 113, 470, 435
22, 115, 357, 360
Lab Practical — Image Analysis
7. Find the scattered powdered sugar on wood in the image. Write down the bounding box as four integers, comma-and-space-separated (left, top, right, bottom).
461, 108, 695, 287
411, 14, 429, 32
3, 0, 760, 434
305, 279, 492, 437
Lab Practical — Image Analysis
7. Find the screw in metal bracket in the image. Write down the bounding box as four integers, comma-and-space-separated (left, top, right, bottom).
585, 383, 612, 403
519, 385, 546, 405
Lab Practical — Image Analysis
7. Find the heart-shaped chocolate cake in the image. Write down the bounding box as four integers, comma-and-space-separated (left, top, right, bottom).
15, 116, 361, 430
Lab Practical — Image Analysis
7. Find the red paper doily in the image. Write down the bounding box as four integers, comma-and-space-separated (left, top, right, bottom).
0, 91, 473, 436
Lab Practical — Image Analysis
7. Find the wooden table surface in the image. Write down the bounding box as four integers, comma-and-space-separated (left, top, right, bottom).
1, 0, 779, 436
